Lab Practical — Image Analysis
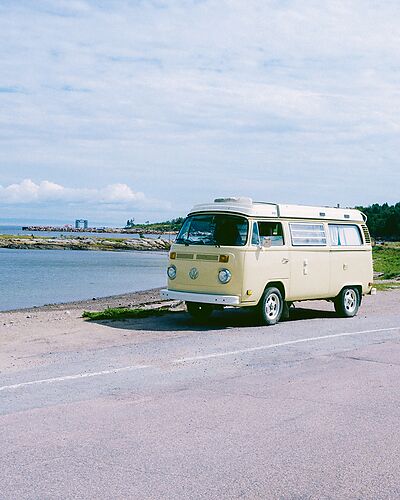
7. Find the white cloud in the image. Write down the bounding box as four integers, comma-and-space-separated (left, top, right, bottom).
0, 179, 146, 205
100, 183, 146, 203
0, 0, 399, 220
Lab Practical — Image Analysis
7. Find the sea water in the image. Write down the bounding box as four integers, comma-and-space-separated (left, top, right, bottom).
0, 249, 167, 311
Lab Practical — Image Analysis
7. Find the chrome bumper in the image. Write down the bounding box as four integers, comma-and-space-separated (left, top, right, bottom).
160, 289, 240, 306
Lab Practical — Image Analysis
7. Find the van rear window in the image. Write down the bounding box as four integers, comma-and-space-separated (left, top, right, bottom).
329, 224, 362, 246
290, 223, 327, 246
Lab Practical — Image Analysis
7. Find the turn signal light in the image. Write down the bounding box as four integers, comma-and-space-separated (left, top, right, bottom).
219, 255, 229, 263
170, 252, 176, 260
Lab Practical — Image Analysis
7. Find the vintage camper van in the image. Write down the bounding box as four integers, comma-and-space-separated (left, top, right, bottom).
161, 198, 375, 325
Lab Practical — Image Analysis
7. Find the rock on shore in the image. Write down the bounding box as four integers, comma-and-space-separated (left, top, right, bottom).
0, 235, 171, 251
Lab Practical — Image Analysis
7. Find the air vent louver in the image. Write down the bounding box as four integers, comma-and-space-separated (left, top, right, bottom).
361, 224, 371, 244
196, 254, 219, 261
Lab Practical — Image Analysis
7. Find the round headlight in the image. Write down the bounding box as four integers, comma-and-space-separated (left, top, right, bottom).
167, 265, 177, 280
218, 268, 231, 284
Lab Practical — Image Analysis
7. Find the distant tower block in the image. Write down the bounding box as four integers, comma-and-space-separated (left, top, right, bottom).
75, 219, 88, 229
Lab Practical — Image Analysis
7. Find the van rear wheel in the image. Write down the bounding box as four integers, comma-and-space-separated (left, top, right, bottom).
186, 302, 213, 322
259, 287, 283, 326
334, 287, 360, 318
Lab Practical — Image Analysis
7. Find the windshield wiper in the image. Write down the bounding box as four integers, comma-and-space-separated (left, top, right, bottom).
176, 237, 190, 246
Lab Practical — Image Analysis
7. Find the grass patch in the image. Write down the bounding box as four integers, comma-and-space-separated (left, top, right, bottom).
375, 241, 400, 249
0, 234, 47, 240
373, 281, 400, 291
82, 306, 170, 321
373, 245, 400, 279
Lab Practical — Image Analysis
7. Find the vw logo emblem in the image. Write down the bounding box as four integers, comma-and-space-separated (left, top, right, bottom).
189, 267, 199, 280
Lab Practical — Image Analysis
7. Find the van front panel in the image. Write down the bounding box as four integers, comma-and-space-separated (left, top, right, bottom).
167, 245, 245, 299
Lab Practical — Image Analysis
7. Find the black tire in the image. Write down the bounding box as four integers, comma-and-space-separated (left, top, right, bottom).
334, 287, 360, 318
259, 287, 283, 326
186, 302, 213, 322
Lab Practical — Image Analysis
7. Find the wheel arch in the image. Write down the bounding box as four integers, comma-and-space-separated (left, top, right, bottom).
259, 281, 287, 304
336, 284, 363, 303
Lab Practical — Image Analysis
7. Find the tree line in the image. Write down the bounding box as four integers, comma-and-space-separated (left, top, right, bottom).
128, 217, 185, 232
357, 203, 400, 240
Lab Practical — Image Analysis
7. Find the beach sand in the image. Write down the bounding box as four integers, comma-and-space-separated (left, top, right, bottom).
0, 287, 182, 374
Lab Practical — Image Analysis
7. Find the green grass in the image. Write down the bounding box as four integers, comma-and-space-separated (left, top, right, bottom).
0, 234, 49, 240
82, 306, 171, 321
374, 281, 400, 291
373, 245, 400, 279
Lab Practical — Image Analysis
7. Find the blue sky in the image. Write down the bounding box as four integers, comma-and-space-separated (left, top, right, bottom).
0, 0, 399, 225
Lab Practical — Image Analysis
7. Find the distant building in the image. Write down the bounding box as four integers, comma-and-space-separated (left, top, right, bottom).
75, 219, 88, 229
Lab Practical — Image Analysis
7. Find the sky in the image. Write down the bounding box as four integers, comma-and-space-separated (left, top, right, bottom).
0, 0, 399, 226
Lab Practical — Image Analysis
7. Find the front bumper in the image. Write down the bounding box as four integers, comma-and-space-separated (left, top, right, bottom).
160, 289, 240, 306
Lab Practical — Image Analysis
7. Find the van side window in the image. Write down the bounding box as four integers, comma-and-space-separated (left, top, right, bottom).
329, 224, 362, 246
258, 222, 284, 246
251, 222, 260, 245
290, 223, 326, 246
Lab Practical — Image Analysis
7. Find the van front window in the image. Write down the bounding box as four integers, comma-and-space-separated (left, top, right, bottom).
176, 214, 248, 246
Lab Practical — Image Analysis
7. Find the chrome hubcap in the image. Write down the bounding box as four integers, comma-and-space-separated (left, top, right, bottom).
344, 289, 357, 312
265, 293, 280, 319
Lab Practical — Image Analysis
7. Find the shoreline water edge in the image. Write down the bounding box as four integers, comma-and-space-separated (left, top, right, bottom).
0, 287, 168, 314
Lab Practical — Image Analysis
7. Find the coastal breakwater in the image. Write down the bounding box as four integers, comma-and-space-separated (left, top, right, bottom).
0, 235, 171, 252
22, 225, 177, 235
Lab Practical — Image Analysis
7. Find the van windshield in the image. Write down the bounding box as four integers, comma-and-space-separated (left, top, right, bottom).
176, 214, 248, 246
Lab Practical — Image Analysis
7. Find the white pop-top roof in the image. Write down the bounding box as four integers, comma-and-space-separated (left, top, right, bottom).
189, 197, 366, 222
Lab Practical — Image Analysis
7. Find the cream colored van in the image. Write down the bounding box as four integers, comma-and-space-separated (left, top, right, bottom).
161, 197, 375, 325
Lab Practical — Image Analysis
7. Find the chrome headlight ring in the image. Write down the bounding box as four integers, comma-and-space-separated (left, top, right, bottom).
218, 268, 232, 284
167, 265, 177, 280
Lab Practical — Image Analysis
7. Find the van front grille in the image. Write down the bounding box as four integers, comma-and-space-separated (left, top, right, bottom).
361, 224, 371, 244
196, 254, 219, 261
176, 253, 195, 260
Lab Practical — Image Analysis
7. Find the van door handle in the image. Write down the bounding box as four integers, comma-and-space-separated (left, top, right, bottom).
282, 258, 289, 264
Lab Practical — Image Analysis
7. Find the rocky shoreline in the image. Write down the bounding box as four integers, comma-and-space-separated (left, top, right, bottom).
0, 235, 171, 251
22, 225, 178, 235
1, 287, 169, 314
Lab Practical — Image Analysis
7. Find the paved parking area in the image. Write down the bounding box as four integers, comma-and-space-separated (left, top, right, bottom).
1, 291, 400, 499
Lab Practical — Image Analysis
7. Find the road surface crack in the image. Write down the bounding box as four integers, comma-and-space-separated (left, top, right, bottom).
334, 354, 400, 367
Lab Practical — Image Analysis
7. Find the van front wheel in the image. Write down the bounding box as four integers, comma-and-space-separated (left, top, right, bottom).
334, 287, 360, 318
259, 287, 283, 326
186, 302, 213, 322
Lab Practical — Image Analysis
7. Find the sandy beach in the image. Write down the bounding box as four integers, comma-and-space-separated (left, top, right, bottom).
0, 287, 183, 374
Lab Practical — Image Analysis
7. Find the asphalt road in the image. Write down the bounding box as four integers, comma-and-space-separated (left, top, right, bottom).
1, 291, 400, 499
